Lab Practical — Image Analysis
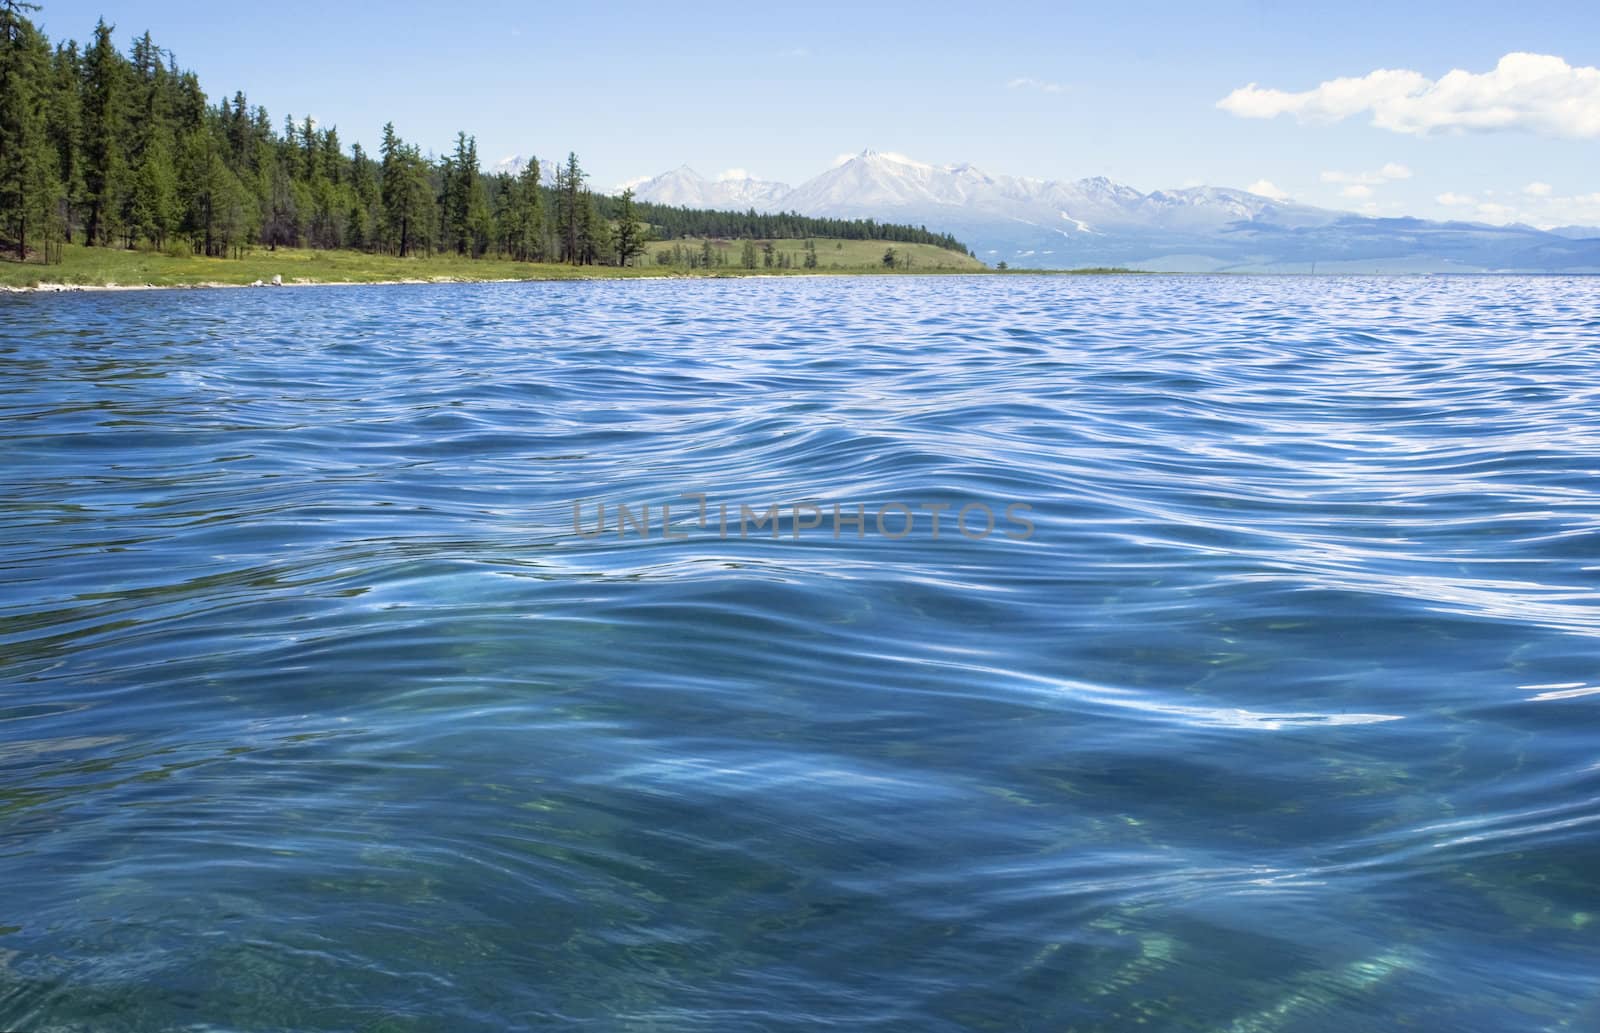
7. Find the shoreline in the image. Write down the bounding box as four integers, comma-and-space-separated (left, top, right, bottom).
0, 270, 987, 294
0, 241, 996, 294
0, 268, 1165, 295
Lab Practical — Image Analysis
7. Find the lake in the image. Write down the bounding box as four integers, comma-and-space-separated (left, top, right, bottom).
2, 275, 1597, 1031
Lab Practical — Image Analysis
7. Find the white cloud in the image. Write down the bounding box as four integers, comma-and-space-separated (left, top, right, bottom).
1218, 52, 1600, 137
778, 46, 810, 58
1321, 163, 1413, 185
1246, 179, 1290, 200
831, 153, 856, 168
1427, 188, 1600, 227
1524, 181, 1553, 196
1008, 77, 1066, 94
716, 168, 753, 182
1341, 184, 1373, 199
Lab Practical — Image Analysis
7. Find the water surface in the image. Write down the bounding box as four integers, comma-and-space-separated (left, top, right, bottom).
2, 276, 1598, 1031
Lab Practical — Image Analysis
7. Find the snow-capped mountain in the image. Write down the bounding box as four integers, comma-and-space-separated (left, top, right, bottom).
626, 150, 1600, 272
634, 150, 1328, 234
494, 154, 533, 176
630, 166, 791, 210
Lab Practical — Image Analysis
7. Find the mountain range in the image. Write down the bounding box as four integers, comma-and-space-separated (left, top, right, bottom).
629, 151, 1600, 273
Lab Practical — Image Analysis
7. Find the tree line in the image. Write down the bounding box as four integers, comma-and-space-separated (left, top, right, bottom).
0, 3, 972, 266
603, 197, 970, 254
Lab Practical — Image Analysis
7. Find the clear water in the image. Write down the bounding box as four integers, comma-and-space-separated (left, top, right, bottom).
2, 276, 1598, 1032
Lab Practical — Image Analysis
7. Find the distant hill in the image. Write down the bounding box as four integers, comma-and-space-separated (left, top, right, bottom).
630, 151, 1600, 272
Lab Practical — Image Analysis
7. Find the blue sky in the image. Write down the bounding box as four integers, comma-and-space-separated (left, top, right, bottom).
33, 0, 1600, 227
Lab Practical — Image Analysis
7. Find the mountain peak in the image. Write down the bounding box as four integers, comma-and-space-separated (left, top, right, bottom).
632, 164, 791, 210
624, 148, 1592, 272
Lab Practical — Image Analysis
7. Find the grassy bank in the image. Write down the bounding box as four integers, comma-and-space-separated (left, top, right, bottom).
656, 238, 986, 272
0, 240, 987, 290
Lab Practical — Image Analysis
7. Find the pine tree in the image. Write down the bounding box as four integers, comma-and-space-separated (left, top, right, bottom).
740, 238, 757, 269
0, 0, 60, 261
376, 128, 430, 258
457, 137, 486, 257
180, 127, 251, 256
467, 172, 491, 257
510, 156, 543, 261
261, 153, 299, 248
613, 187, 644, 267
130, 128, 176, 247
80, 18, 128, 246
577, 190, 598, 264
379, 121, 410, 255
451, 134, 491, 257
347, 140, 378, 250
46, 41, 83, 242
557, 151, 582, 264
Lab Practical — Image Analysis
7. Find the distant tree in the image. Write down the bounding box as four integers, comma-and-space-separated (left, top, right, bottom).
761, 240, 774, 268
467, 171, 489, 255
577, 191, 612, 264
740, 238, 757, 269
445, 131, 478, 255
379, 122, 429, 257
557, 151, 582, 263
347, 140, 378, 249
613, 186, 644, 267
500, 155, 543, 261
882, 246, 896, 269
803, 238, 817, 269
996, 261, 1008, 270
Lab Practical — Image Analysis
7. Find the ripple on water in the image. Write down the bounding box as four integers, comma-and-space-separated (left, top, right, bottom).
1, 275, 1598, 1031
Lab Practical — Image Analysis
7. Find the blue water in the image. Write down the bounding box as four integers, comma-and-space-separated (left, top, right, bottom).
2, 276, 1598, 1031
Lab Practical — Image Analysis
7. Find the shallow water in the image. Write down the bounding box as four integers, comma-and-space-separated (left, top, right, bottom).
2, 275, 1598, 1031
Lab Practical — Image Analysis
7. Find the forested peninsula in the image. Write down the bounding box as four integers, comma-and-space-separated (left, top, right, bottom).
0, 1, 979, 287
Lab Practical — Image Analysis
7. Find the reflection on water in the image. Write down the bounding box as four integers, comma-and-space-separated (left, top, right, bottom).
1, 276, 1598, 1031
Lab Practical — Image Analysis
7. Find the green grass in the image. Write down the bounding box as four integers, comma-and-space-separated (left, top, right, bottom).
0, 242, 1155, 290
654, 237, 987, 272
0, 239, 986, 290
